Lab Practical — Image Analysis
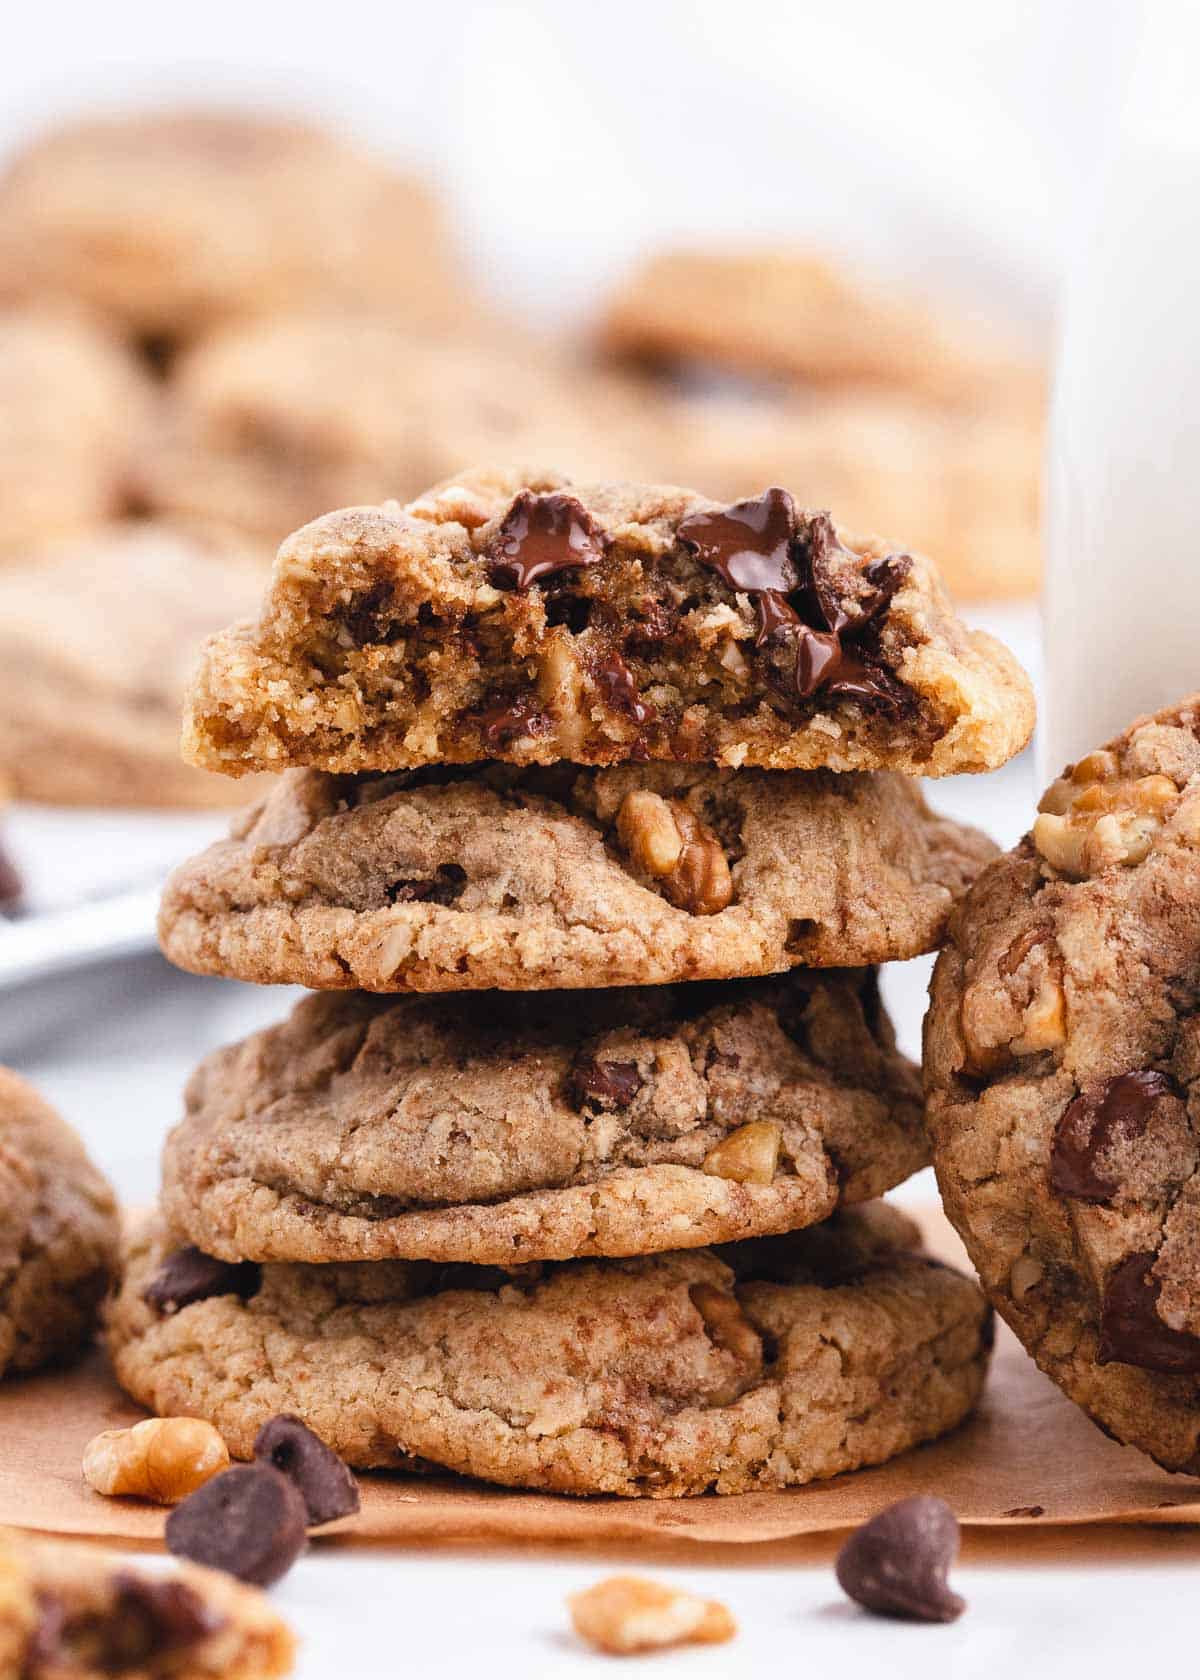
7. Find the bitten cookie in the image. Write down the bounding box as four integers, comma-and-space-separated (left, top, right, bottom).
160, 970, 925, 1266
0, 1067, 119, 1378
925, 695, 1200, 1474
0, 1528, 293, 1680
108, 1204, 991, 1497
0, 523, 270, 808
157, 761, 996, 992
0, 312, 149, 558
181, 470, 1034, 778
0, 111, 465, 353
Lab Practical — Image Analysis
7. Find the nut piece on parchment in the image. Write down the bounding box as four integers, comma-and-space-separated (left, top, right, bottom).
702, 1120, 781, 1185
615, 791, 733, 914
1033, 751, 1179, 878
82, 1417, 230, 1504
568, 1575, 737, 1655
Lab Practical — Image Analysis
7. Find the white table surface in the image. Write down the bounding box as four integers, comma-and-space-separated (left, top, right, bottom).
8, 603, 1197, 1676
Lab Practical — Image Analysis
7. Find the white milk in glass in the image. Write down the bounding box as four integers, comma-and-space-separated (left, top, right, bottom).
1042, 6, 1200, 779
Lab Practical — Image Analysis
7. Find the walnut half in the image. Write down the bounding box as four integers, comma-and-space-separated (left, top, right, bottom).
615, 791, 733, 914
1034, 755, 1179, 878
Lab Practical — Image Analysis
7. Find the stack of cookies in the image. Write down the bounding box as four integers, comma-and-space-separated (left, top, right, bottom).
109, 469, 1035, 1498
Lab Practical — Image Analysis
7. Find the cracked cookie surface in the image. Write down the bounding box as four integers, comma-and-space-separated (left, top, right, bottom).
0, 1528, 293, 1680
108, 1204, 991, 1497
157, 761, 995, 991
182, 469, 1033, 778
0, 1067, 119, 1379
925, 695, 1200, 1474
160, 970, 925, 1265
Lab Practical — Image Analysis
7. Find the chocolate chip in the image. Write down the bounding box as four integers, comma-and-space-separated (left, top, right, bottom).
388, 863, 467, 906
165, 1463, 308, 1586
591, 649, 649, 723
1004, 1505, 1045, 1518
342, 581, 401, 645
1051, 1071, 1174, 1202
678, 487, 798, 594
569, 1056, 643, 1110
835, 1496, 965, 1623
486, 491, 609, 590
142, 1247, 262, 1315
0, 838, 22, 912
1098, 1251, 1200, 1373
254, 1415, 360, 1527
112, 1573, 224, 1655
474, 693, 553, 750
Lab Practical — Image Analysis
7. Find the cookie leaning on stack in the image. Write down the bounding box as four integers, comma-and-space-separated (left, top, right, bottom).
110, 468, 1033, 1497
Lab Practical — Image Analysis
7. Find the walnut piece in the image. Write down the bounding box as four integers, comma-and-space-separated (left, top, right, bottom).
568, 1576, 736, 1655
702, 1121, 781, 1185
1010, 1254, 1045, 1301
537, 635, 585, 756
615, 790, 733, 914
1010, 974, 1066, 1056
688, 1282, 764, 1373
82, 1417, 230, 1504
1034, 759, 1178, 878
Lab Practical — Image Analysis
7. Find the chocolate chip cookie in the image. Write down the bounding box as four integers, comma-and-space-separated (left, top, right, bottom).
0, 312, 149, 558
0, 523, 270, 807
157, 761, 995, 991
181, 471, 1034, 779
0, 1067, 119, 1379
0, 1528, 294, 1679
925, 695, 1200, 1473
159, 971, 925, 1266
108, 1204, 991, 1496
0, 111, 465, 355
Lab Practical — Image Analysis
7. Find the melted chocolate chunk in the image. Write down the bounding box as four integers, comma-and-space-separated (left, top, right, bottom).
1052, 1071, 1175, 1202
591, 649, 649, 723
836, 1497, 965, 1623
474, 694, 553, 750
112, 1574, 224, 1655
342, 581, 401, 645
254, 1415, 360, 1527
486, 492, 609, 590
1098, 1251, 1200, 1373
679, 489, 911, 713
677, 486, 798, 593
142, 1247, 262, 1315
388, 863, 467, 907
569, 1057, 643, 1110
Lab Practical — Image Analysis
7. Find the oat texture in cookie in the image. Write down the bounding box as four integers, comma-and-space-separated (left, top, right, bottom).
0, 1067, 119, 1379
925, 695, 1200, 1474
0, 111, 466, 354
157, 761, 995, 992
0, 523, 271, 808
108, 1203, 992, 1496
182, 469, 1034, 778
0, 1527, 294, 1680
159, 970, 926, 1265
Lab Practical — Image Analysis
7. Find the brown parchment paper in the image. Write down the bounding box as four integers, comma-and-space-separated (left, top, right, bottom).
2, 1206, 1198, 1547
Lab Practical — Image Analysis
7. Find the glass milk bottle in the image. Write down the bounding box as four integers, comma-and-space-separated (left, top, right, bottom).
1042, 4, 1200, 779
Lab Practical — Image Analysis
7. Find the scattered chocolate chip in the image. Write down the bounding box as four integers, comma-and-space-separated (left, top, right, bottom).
678, 487, 798, 593
112, 1573, 224, 1654
1098, 1251, 1200, 1373
474, 693, 553, 750
591, 649, 649, 723
254, 1415, 360, 1527
1051, 1071, 1174, 1202
0, 837, 22, 913
142, 1248, 262, 1315
486, 491, 609, 590
165, 1463, 308, 1586
569, 1056, 643, 1110
388, 863, 467, 906
836, 1496, 965, 1623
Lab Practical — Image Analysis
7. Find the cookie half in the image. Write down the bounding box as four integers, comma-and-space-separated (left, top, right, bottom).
157, 762, 995, 991
161, 970, 925, 1266
925, 695, 1200, 1474
0, 1528, 293, 1679
108, 1205, 991, 1497
0, 1067, 119, 1378
181, 470, 1034, 778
